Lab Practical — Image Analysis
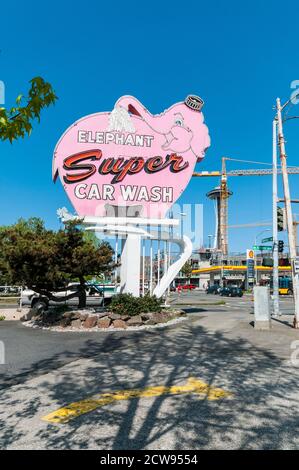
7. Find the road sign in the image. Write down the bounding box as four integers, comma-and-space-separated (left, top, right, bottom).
246, 249, 255, 260
247, 259, 255, 279
261, 237, 273, 243
253, 245, 273, 251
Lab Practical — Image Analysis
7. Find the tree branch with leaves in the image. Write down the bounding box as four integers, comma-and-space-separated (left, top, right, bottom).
0, 77, 57, 142
181, 261, 193, 284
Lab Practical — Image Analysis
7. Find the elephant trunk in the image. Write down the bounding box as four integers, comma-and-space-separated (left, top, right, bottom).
191, 125, 211, 161
114, 96, 170, 134
115, 96, 148, 119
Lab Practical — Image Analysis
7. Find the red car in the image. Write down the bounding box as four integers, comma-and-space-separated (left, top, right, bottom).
177, 284, 197, 291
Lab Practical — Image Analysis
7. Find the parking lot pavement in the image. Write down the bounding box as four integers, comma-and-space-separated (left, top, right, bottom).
1, 299, 299, 450
0, 321, 140, 389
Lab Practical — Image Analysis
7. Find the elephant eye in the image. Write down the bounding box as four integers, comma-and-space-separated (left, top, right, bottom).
174, 118, 183, 126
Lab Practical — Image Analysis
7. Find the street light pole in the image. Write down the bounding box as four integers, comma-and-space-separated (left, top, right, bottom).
276, 97, 299, 327
272, 118, 280, 317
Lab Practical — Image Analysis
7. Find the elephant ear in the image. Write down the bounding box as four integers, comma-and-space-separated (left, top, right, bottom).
190, 123, 211, 162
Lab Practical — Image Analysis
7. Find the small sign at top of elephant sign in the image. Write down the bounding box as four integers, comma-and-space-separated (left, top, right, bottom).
53, 95, 211, 219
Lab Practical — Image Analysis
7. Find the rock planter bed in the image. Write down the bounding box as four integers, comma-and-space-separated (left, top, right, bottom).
23, 306, 187, 332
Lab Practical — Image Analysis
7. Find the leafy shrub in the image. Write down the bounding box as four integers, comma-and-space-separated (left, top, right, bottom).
0, 315, 5, 321
110, 293, 162, 316
140, 294, 162, 313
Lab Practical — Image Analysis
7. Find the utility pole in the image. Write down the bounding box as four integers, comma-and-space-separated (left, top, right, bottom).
272, 118, 280, 317
276, 98, 299, 328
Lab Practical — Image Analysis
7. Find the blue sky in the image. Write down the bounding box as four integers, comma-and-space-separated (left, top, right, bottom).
1, 0, 299, 252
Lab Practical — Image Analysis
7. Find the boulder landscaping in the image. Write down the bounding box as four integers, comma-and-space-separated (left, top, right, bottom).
22, 294, 186, 331
23, 306, 186, 331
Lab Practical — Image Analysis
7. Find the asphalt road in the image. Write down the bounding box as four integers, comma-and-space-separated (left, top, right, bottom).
1, 292, 299, 450
0, 321, 145, 389
0, 293, 251, 389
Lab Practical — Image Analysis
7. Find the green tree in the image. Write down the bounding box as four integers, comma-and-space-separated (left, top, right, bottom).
0, 77, 57, 142
0, 218, 115, 308
181, 261, 193, 284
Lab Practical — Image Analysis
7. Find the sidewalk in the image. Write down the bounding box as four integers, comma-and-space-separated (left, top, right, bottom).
189, 307, 299, 360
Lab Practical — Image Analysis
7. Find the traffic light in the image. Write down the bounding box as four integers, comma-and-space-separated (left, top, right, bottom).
277, 207, 285, 232
278, 240, 284, 253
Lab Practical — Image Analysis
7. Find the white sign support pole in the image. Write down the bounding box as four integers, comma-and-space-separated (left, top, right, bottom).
142, 242, 145, 296
115, 235, 118, 285
157, 240, 161, 286
150, 240, 153, 295
120, 234, 141, 297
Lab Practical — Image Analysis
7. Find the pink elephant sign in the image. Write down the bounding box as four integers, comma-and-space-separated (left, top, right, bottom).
53, 95, 210, 218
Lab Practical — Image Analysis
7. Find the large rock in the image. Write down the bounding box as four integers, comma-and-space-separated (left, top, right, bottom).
71, 319, 82, 328
145, 319, 157, 326
70, 312, 81, 320
127, 315, 143, 326
60, 317, 71, 327
120, 315, 130, 321
109, 313, 121, 320
80, 313, 89, 321
62, 311, 73, 319
97, 311, 110, 319
83, 315, 98, 328
167, 309, 182, 318
141, 313, 152, 321
151, 312, 169, 324
113, 319, 127, 329
98, 317, 111, 329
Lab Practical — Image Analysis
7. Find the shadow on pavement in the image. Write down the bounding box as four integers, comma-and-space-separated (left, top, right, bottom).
0, 319, 298, 450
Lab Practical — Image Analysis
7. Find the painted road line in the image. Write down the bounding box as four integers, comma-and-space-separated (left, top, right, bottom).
42, 377, 232, 424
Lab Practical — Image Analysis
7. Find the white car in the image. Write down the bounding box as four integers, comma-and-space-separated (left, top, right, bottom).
21, 283, 105, 310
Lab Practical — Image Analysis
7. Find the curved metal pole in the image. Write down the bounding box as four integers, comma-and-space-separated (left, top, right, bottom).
152, 233, 193, 298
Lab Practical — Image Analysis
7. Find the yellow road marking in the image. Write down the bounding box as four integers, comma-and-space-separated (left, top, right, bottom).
42, 377, 232, 424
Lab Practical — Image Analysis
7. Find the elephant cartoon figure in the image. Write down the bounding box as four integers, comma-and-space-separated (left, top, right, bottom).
115, 94, 210, 161
53, 95, 210, 218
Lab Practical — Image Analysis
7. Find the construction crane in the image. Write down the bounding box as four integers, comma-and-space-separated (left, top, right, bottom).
193, 157, 299, 255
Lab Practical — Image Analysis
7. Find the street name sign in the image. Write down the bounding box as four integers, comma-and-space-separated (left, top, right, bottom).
261, 237, 273, 243
253, 245, 272, 251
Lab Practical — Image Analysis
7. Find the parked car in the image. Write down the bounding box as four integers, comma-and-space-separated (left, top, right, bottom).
219, 286, 243, 297
230, 287, 243, 297
177, 284, 197, 291
21, 282, 107, 311
219, 287, 231, 296
206, 285, 220, 294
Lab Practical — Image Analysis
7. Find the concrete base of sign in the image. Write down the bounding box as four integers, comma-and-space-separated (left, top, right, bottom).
254, 320, 272, 330
119, 234, 141, 297
254, 286, 271, 330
